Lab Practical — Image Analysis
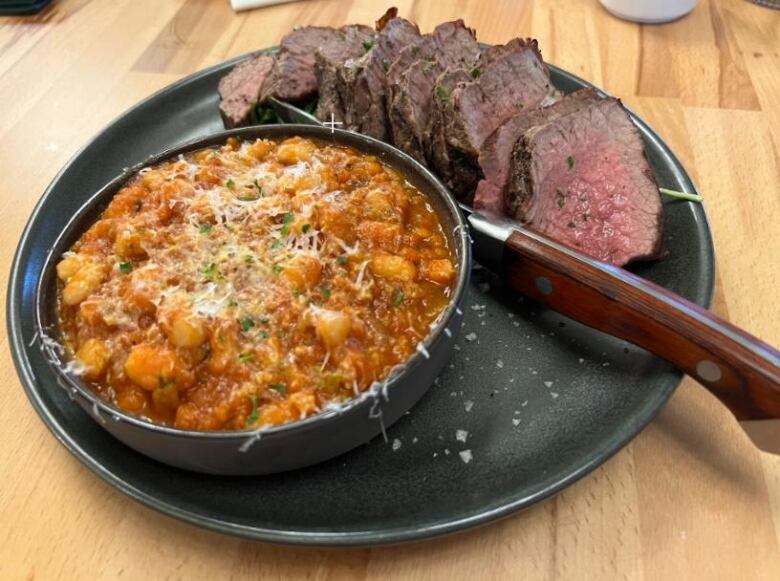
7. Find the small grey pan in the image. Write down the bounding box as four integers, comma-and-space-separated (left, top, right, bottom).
33, 124, 471, 475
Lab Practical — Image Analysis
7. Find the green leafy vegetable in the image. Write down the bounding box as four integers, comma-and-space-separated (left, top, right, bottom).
393, 289, 405, 307
202, 262, 217, 281
322, 288, 332, 300
302, 224, 311, 234
363, 39, 376, 52
337, 254, 348, 265
383, 58, 390, 72
269, 383, 287, 394
240, 317, 255, 332
273, 264, 282, 275
199, 224, 212, 234
434, 85, 448, 101
119, 261, 132, 274
246, 395, 259, 426
239, 353, 256, 364
280, 211, 294, 237
225, 178, 235, 189
258, 330, 269, 340
659, 188, 703, 202
470, 67, 481, 79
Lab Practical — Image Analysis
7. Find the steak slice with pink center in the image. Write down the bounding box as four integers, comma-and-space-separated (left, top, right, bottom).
507, 97, 663, 266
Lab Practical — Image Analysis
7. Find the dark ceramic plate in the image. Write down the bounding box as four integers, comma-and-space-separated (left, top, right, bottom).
7, 49, 714, 546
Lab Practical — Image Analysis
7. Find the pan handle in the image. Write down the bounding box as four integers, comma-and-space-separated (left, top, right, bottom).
496, 226, 780, 435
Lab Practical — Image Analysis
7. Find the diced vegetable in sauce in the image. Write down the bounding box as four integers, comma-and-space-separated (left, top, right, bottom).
56, 137, 456, 431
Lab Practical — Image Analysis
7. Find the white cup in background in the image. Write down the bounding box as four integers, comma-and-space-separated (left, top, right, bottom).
599, 0, 699, 23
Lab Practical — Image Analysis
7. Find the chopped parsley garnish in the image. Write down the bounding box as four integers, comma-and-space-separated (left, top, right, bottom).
280, 212, 295, 236
362, 39, 375, 52
566, 156, 575, 170
322, 288, 332, 300
269, 383, 287, 394
273, 264, 282, 275
393, 289, 405, 307
555, 188, 565, 209
470, 67, 481, 78
292, 289, 303, 298
271, 239, 284, 250
239, 353, 256, 363
434, 85, 448, 101
119, 261, 132, 274
240, 317, 255, 332
227, 299, 238, 307
199, 224, 212, 234
302, 224, 311, 234
383, 58, 390, 72
244, 254, 254, 264
226, 178, 235, 189
337, 254, 348, 265
260, 317, 270, 324
246, 394, 259, 426
257, 330, 269, 340
202, 262, 217, 281
253, 179, 262, 194
239, 195, 257, 202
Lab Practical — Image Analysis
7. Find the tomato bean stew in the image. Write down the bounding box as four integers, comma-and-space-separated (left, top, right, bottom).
55, 137, 457, 431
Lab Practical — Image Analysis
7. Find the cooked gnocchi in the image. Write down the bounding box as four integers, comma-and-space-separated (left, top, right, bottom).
56, 137, 456, 431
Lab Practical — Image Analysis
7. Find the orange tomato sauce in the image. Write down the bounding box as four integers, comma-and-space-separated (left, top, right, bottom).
56, 137, 456, 431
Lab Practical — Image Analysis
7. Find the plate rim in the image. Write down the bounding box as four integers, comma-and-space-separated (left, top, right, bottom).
7, 51, 715, 546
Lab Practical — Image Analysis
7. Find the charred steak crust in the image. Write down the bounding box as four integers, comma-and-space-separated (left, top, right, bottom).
440, 38, 560, 199
507, 97, 663, 266
424, 68, 474, 192
386, 20, 479, 160
339, 16, 422, 140
314, 24, 375, 121
217, 54, 275, 129
262, 26, 356, 104
474, 89, 598, 213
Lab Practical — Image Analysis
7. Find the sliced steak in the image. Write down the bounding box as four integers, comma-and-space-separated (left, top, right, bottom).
474, 89, 598, 214
424, 68, 474, 191
507, 97, 663, 266
339, 15, 422, 140
386, 20, 479, 160
218, 54, 275, 129
262, 26, 350, 104
314, 25, 374, 121
440, 38, 560, 199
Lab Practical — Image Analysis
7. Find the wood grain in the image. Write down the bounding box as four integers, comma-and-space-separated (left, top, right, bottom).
1, 0, 779, 579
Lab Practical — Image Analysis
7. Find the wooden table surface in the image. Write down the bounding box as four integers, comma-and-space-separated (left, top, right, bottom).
1, 0, 779, 578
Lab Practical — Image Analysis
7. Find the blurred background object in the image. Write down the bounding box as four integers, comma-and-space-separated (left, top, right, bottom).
600, 0, 698, 23
751, 0, 780, 9
231, 0, 301, 12
0, 0, 52, 16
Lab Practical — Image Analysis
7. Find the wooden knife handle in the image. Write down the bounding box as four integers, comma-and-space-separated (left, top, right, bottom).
502, 229, 780, 421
